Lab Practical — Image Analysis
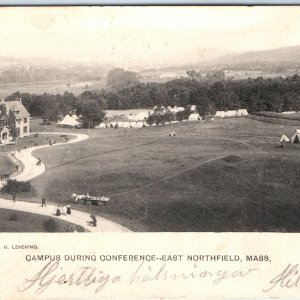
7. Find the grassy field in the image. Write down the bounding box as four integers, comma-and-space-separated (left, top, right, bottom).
0, 208, 80, 232
21, 117, 300, 232
0, 121, 75, 154
0, 79, 107, 98
0, 154, 16, 175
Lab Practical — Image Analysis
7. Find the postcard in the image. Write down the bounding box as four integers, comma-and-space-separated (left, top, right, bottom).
0, 5, 300, 299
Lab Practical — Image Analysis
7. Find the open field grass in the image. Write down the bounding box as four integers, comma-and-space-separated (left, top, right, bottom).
0, 123, 74, 154
0, 79, 107, 98
252, 111, 300, 120
21, 117, 300, 232
0, 208, 79, 232
0, 154, 15, 174
248, 114, 300, 126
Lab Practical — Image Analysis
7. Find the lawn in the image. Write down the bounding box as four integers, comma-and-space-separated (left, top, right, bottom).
0, 79, 107, 98
0, 154, 16, 175
0, 208, 81, 232
22, 117, 300, 232
0, 121, 75, 154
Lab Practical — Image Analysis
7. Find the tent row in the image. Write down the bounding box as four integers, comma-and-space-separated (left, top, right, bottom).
215, 109, 248, 118
97, 121, 147, 128
280, 130, 300, 143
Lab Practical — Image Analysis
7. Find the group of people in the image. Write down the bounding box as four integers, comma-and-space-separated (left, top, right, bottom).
56, 204, 72, 216
169, 131, 176, 137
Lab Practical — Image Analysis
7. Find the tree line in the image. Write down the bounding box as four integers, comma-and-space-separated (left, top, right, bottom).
5, 74, 300, 127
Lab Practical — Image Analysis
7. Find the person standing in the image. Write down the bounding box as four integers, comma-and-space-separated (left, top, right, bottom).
12, 192, 16, 203
42, 197, 46, 207
67, 205, 71, 215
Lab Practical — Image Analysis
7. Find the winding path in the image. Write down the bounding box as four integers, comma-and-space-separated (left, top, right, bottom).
0, 132, 130, 232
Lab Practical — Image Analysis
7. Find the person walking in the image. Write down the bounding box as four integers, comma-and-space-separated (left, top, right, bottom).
15, 165, 19, 172
42, 197, 46, 207
56, 206, 61, 216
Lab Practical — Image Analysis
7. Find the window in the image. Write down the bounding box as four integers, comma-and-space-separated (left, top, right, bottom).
17, 119, 21, 124
23, 118, 27, 123
23, 126, 27, 134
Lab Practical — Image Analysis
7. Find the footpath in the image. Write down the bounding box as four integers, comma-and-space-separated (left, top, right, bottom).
0, 132, 130, 232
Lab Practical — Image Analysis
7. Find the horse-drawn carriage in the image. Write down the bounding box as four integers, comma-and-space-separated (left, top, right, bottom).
71, 193, 110, 206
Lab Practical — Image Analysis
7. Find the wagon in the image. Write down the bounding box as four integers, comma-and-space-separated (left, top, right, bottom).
71, 193, 110, 206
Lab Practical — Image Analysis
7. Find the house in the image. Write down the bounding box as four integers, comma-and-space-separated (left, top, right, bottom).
0, 98, 30, 144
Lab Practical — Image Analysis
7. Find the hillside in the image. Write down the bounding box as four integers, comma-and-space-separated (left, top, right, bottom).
22, 117, 300, 232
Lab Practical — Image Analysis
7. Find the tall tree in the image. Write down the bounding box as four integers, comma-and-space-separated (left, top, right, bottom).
76, 100, 106, 128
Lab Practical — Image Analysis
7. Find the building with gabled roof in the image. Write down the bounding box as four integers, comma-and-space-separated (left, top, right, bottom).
0, 98, 30, 144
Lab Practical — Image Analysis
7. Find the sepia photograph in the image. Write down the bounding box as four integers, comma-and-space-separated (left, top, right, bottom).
0, 6, 300, 233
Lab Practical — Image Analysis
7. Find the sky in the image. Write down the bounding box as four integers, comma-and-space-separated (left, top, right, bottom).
0, 6, 300, 69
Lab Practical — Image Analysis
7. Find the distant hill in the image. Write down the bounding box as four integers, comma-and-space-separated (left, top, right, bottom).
140, 45, 300, 75
0, 57, 111, 84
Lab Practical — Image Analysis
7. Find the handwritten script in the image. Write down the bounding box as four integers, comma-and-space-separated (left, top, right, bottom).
18, 261, 258, 294
264, 263, 300, 292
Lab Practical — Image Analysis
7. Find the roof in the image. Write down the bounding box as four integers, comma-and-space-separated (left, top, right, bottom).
5, 100, 30, 118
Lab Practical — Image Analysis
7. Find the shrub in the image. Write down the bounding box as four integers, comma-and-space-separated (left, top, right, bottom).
1, 179, 31, 195
76, 225, 85, 232
42, 218, 58, 232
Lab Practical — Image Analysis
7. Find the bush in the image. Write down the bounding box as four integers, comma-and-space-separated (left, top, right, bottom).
42, 218, 58, 232
8, 213, 18, 221
76, 225, 85, 232
1, 179, 31, 195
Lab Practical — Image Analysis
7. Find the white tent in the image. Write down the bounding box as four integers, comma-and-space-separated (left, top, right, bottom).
225, 110, 238, 117
279, 135, 290, 143
57, 115, 81, 127
130, 122, 137, 128
123, 122, 130, 128
136, 122, 144, 128
98, 123, 106, 128
282, 111, 296, 114
188, 113, 201, 121
190, 105, 197, 111
290, 130, 300, 143
215, 111, 226, 118
236, 109, 249, 116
